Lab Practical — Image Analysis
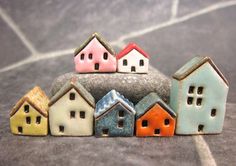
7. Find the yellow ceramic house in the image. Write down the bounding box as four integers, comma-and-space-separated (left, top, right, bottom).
10, 86, 49, 136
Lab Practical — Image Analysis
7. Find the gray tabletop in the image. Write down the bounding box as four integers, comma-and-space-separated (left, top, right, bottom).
0, 0, 235, 165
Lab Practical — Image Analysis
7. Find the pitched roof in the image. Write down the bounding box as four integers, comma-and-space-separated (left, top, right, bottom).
74, 32, 115, 56
173, 56, 229, 86
49, 77, 95, 108
135, 92, 176, 119
10, 86, 49, 117
95, 89, 135, 118
116, 43, 150, 60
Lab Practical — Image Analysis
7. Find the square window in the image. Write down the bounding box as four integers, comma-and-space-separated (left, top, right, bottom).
80, 53, 85, 60
70, 111, 76, 118
196, 98, 202, 106
142, 120, 148, 127
36, 116, 41, 124
59, 125, 64, 133
26, 117, 31, 124
24, 105, 29, 113
18, 126, 23, 133
139, 60, 144, 66
69, 93, 75, 100
102, 129, 109, 136
188, 86, 195, 94
123, 59, 127, 66
187, 97, 193, 105
118, 120, 124, 128
103, 52, 108, 60
197, 87, 204, 94
198, 124, 204, 132
164, 119, 170, 125
211, 109, 216, 117
118, 110, 124, 117
154, 129, 160, 135
80, 111, 85, 119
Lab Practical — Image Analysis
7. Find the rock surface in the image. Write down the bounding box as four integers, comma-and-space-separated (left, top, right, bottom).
50, 66, 171, 104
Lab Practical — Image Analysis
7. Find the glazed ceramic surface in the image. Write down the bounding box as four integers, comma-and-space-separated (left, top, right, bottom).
117, 43, 149, 73
74, 33, 116, 73
170, 57, 229, 135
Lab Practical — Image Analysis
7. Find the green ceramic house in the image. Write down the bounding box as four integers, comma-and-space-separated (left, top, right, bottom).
170, 56, 229, 135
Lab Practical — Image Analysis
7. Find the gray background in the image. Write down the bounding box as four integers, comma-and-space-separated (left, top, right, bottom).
0, 0, 235, 165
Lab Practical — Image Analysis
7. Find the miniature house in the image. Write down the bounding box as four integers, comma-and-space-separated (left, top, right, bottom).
95, 90, 136, 137
10, 86, 49, 136
170, 56, 229, 135
49, 78, 95, 136
74, 33, 116, 73
135, 93, 176, 137
116, 43, 149, 73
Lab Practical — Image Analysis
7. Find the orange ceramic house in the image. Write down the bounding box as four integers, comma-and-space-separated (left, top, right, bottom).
135, 93, 176, 137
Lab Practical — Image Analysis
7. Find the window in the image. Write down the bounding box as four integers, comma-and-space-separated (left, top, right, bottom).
118, 110, 124, 117
69, 92, 75, 100
59, 125, 64, 133
139, 59, 144, 66
187, 97, 193, 105
164, 119, 170, 125
70, 111, 76, 118
154, 129, 160, 135
123, 59, 127, 66
118, 120, 124, 128
197, 87, 204, 94
80, 111, 85, 119
198, 124, 204, 132
26, 117, 31, 124
94, 63, 99, 70
80, 53, 85, 60
142, 120, 148, 127
24, 105, 29, 113
36, 116, 41, 124
188, 86, 195, 94
196, 98, 202, 106
187, 86, 204, 106
131, 66, 136, 72
18, 126, 23, 133
89, 53, 93, 59
102, 129, 109, 136
103, 52, 108, 60
211, 109, 216, 117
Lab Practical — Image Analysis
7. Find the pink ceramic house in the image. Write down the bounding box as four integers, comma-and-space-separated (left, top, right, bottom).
74, 33, 116, 73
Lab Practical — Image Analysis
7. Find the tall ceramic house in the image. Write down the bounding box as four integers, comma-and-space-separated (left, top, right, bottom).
10, 86, 49, 136
49, 78, 95, 136
74, 33, 116, 73
95, 90, 136, 137
116, 43, 149, 73
170, 56, 229, 135
135, 93, 176, 137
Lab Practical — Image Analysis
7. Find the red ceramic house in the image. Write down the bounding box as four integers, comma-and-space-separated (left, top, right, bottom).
116, 43, 149, 73
74, 33, 116, 73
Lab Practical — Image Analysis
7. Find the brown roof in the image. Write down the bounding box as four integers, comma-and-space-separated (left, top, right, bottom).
74, 32, 115, 56
10, 86, 49, 117
173, 56, 229, 86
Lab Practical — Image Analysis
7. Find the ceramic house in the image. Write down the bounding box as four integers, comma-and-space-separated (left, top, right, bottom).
170, 56, 229, 135
10, 86, 49, 136
49, 78, 95, 136
116, 43, 149, 73
135, 93, 176, 137
95, 90, 136, 137
74, 33, 116, 73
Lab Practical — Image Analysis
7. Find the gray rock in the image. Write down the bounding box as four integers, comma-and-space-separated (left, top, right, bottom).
50, 66, 170, 104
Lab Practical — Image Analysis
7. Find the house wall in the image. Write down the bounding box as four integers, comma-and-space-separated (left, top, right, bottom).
74, 38, 116, 73
10, 101, 48, 135
136, 104, 175, 137
173, 63, 228, 134
117, 49, 149, 73
49, 88, 94, 136
95, 103, 135, 137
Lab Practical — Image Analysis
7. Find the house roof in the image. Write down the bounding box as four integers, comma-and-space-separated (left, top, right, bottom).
74, 32, 115, 56
173, 56, 229, 86
95, 89, 135, 118
10, 86, 49, 117
49, 77, 95, 108
116, 43, 150, 60
135, 92, 176, 119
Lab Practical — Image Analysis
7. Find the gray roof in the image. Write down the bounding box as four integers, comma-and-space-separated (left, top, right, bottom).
49, 77, 95, 107
95, 89, 135, 118
135, 92, 176, 119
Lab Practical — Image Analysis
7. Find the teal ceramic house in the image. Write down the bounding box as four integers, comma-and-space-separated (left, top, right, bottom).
95, 90, 136, 137
170, 56, 229, 135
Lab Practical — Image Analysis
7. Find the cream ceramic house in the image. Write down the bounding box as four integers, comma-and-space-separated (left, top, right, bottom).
49, 78, 95, 136
116, 43, 149, 73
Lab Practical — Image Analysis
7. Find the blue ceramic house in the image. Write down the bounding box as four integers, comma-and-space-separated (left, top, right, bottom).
95, 90, 136, 137
170, 56, 229, 135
